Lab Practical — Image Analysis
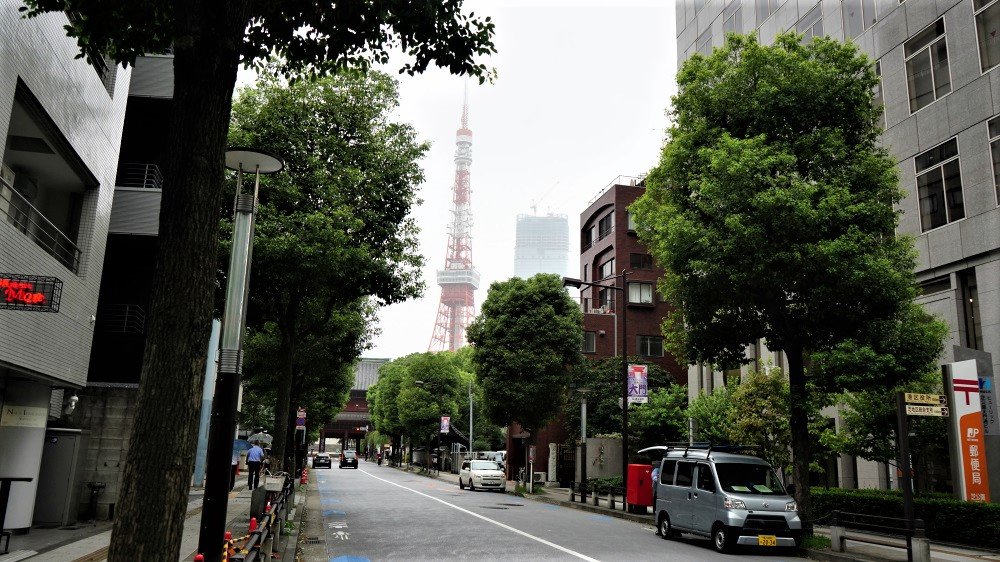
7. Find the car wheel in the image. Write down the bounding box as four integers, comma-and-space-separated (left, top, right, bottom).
469, 480, 476, 491
459, 478, 465, 490
657, 513, 672, 540
712, 524, 733, 554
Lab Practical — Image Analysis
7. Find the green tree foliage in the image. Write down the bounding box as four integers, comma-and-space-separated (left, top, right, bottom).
729, 367, 791, 472
467, 274, 583, 437
395, 353, 464, 442
629, 386, 689, 453
17, 2, 496, 558
631, 32, 917, 519
687, 383, 735, 447
227, 69, 427, 467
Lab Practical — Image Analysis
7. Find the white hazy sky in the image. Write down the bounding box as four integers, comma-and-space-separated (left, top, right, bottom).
367, 1, 679, 358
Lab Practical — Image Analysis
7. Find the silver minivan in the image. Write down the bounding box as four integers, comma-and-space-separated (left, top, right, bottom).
654, 447, 801, 553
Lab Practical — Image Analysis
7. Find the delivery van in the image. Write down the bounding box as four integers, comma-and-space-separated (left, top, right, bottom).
654, 445, 801, 553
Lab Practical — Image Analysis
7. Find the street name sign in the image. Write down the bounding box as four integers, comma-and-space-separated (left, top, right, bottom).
905, 404, 949, 417
905, 393, 947, 405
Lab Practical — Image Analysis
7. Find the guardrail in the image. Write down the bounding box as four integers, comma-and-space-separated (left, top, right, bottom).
830, 510, 927, 562
228, 474, 293, 562
115, 162, 163, 189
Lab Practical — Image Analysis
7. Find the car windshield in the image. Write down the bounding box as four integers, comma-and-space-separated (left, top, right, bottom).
715, 463, 786, 495
344, 451, 356, 458
471, 461, 499, 471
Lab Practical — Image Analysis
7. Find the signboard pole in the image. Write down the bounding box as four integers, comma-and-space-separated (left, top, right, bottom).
895, 392, 916, 554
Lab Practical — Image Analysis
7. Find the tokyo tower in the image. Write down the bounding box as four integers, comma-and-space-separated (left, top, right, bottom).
429, 89, 480, 351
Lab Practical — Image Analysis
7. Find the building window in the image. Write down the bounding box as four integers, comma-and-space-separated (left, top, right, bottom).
638, 335, 665, 357
697, 28, 713, 56
694, 0, 706, 13
599, 258, 615, 279
626, 211, 636, 231
583, 331, 597, 354
989, 117, 1000, 206
918, 275, 951, 296
874, 60, 885, 126
582, 225, 596, 249
628, 282, 654, 304
583, 263, 590, 282
844, 0, 877, 39
975, 0, 1000, 72
756, 0, 778, 24
915, 138, 964, 231
905, 19, 950, 113
796, 4, 823, 42
598, 212, 614, 240
598, 287, 613, 309
724, 0, 743, 35
958, 269, 983, 350
630, 253, 654, 269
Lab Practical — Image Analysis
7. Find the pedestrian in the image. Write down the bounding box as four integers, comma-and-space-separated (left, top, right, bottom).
247, 442, 264, 490
651, 462, 660, 506
230, 448, 239, 491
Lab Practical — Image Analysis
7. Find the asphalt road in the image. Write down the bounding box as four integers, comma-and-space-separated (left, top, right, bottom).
309, 460, 799, 562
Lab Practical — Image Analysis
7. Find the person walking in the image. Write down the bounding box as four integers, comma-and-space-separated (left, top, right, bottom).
247, 442, 264, 490
230, 449, 239, 491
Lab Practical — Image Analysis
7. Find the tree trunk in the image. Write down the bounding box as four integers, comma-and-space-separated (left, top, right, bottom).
787, 344, 813, 534
107, 3, 251, 561
270, 295, 301, 470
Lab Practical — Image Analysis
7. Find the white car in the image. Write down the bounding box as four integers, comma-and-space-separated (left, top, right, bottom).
459, 460, 505, 492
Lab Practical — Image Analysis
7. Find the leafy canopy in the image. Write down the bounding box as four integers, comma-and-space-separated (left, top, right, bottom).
467, 274, 583, 435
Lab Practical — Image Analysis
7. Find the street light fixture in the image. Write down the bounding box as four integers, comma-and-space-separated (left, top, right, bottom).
198, 148, 283, 562
563, 270, 631, 496
577, 387, 591, 503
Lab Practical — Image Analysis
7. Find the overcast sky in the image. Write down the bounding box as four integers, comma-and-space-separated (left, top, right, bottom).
365, 1, 678, 359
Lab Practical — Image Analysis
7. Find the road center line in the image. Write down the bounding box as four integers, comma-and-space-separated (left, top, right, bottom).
360, 469, 600, 562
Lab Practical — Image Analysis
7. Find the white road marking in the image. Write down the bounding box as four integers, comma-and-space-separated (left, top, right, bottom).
360, 469, 600, 562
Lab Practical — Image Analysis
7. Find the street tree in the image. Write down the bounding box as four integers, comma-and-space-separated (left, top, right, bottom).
728, 367, 791, 473
628, 385, 689, 453
394, 353, 464, 467
686, 383, 735, 446
226, 69, 427, 468
467, 274, 583, 440
631, 32, 916, 519
368, 355, 415, 466
17, 1, 496, 557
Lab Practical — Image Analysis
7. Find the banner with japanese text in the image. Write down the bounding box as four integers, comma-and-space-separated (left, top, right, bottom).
946, 360, 991, 502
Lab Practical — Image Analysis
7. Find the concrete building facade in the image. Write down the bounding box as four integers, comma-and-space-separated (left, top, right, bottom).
0, 5, 130, 530
676, 0, 1000, 490
513, 213, 569, 279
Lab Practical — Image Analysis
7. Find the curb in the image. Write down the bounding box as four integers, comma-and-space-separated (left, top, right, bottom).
803, 548, 876, 562
528, 494, 655, 526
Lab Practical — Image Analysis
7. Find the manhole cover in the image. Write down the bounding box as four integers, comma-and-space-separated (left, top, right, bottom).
497, 503, 524, 507
481, 506, 508, 510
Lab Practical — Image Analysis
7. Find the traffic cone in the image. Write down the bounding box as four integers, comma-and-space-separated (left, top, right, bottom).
194, 555, 204, 562
249, 517, 258, 532
265, 501, 271, 513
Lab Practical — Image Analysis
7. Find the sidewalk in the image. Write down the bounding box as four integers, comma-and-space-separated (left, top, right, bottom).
0, 478, 276, 562
401, 465, 1000, 562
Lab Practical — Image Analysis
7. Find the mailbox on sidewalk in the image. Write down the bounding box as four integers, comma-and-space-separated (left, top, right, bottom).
626, 464, 653, 513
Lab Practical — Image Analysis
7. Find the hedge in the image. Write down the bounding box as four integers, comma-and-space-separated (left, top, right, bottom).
586, 476, 624, 494
810, 487, 1000, 548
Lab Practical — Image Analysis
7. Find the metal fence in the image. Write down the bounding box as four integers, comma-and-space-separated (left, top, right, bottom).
115, 162, 164, 190
0, 176, 81, 272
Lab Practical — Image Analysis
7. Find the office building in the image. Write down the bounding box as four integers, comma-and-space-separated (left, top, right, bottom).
514, 213, 569, 279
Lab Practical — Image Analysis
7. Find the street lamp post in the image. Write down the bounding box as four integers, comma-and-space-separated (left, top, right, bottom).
563, 270, 631, 498
578, 387, 591, 503
197, 148, 283, 562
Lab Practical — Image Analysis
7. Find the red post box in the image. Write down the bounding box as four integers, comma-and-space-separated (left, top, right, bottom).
626, 463, 653, 508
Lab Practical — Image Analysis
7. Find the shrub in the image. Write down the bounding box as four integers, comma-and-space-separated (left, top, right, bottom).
586, 476, 624, 495
810, 487, 1000, 548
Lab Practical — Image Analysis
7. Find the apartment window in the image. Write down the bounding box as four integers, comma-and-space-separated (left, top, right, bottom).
599, 258, 615, 279
583, 264, 590, 283
905, 19, 950, 113
844, 0, 877, 39
918, 275, 951, 296
598, 287, 613, 309
915, 138, 964, 231
598, 212, 614, 239
630, 253, 654, 269
583, 225, 596, 249
796, 5, 823, 42
629, 282, 654, 304
724, 0, 743, 34
958, 269, 984, 350
697, 28, 713, 56
976, 0, 1000, 72
989, 117, 1000, 205
756, 0, 778, 24
583, 331, 597, 354
637, 335, 665, 357
626, 211, 636, 231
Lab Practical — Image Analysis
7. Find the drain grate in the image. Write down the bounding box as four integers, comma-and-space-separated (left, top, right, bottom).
481, 506, 508, 510
497, 503, 524, 507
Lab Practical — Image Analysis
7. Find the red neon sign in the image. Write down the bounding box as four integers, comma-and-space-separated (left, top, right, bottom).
0, 274, 62, 312
1, 278, 46, 305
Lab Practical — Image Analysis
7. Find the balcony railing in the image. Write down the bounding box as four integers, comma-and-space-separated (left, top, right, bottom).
578, 297, 616, 315
95, 303, 146, 334
0, 175, 81, 273
116, 162, 163, 189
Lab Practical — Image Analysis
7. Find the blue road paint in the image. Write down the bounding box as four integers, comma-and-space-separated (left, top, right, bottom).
320, 499, 341, 507
323, 509, 346, 517
587, 514, 612, 522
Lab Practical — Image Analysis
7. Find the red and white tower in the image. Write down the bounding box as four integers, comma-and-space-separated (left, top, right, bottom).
429, 89, 480, 351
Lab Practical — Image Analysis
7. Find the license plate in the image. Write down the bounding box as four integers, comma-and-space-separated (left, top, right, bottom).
757, 535, 777, 547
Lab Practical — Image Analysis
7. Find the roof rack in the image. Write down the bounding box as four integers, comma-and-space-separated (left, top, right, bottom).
660, 442, 764, 460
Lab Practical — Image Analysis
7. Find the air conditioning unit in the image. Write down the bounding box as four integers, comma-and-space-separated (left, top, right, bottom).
532, 472, 546, 484
0, 163, 14, 186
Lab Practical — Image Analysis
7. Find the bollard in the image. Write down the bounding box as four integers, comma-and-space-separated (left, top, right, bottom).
570, 482, 576, 502
592, 491, 599, 506
609, 492, 616, 510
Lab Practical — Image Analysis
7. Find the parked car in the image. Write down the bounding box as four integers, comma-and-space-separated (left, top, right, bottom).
312, 453, 332, 469
339, 450, 359, 469
654, 446, 801, 553
458, 460, 504, 492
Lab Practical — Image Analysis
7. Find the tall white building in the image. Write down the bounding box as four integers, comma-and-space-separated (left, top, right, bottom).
0, 4, 130, 530
514, 213, 569, 279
